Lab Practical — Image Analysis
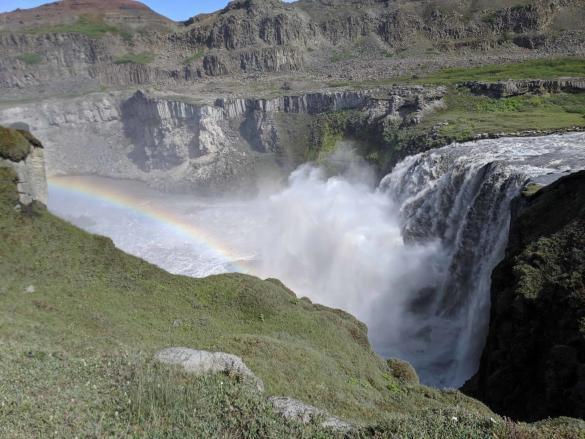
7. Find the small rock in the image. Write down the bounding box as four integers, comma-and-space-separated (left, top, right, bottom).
24, 285, 35, 294
269, 396, 352, 431
155, 347, 264, 392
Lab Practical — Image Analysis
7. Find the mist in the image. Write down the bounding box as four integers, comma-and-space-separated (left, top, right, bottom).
49, 153, 446, 379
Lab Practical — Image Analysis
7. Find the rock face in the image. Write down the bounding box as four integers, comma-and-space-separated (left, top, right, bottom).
463, 78, 585, 98
464, 170, 585, 421
1, 0, 584, 99
155, 347, 265, 392
0, 126, 48, 205
0, 86, 445, 193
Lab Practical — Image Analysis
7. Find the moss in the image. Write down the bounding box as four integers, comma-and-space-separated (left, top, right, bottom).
413, 57, 585, 85
182, 49, 205, 65
387, 358, 420, 385
522, 183, 544, 198
114, 52, 155, 65
0, 167, 19, 206
0, 126, 32, 162
16, 53, 42, 65
28, 15, 119, 38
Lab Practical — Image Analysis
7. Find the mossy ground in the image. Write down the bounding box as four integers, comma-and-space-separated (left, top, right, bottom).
413, 57, 585, 85
26, 15, 120, 39
427, 90, 585, 141
114, 52, 155, 65
0, 126, 32, 162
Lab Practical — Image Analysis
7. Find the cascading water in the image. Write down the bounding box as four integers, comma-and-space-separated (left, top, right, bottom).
375, 133, 585, 387
48, 132, 585, 388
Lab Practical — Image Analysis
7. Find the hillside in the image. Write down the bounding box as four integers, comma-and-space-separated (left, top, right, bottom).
2, 129, 584, 436
0, 0, 174, 31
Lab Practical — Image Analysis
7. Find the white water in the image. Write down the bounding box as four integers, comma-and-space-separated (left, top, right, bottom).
48, 132, 585, 387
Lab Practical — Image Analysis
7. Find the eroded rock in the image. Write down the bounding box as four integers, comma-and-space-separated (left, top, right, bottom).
268, 396, 352, 431
155, 347, 264, 392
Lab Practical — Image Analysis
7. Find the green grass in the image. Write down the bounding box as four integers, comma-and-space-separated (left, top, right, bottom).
114, 52, 155, 65
16, 53, 42, 65
0, 159, 503, 436
415, 57, 585, 85
182, 49, 205, 65
430, 90, 585, 141
30, 15, 119, 39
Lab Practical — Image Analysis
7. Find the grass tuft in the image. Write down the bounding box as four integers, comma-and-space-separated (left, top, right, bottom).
16, 53, 42, 65
114, 52, 155, 65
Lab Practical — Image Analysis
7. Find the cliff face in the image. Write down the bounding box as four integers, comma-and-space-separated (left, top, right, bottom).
1, 0, 584, 99
464, 171, 585, 421
0, 126, 48, 205
0, 86, 445, 192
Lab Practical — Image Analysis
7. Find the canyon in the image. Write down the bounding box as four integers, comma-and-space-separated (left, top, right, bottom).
1, 0, 585, 436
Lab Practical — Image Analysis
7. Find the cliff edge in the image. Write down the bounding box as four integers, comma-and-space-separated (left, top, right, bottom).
0, 126, 47, 205
464, 171, 585, 421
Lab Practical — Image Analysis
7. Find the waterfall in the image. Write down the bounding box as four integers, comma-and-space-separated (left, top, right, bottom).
48, 132, 585, 389
376, 132, 585, 387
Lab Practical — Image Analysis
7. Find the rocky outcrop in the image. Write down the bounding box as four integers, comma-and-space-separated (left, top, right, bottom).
0, 86, 445, 193
0, 126, 48, 205
464, 170, 585, 421
463, 77, 585, 98
268, 396, 352, 431
155, 347, 265, 392
155, 347, 353, 430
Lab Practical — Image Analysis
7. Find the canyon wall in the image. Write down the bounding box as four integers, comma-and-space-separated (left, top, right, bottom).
464, 170, 585, 421
1, 0, 585, 99
0, 86, 445, 193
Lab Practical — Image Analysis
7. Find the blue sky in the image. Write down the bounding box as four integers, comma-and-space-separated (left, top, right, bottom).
0, 1, 293, 21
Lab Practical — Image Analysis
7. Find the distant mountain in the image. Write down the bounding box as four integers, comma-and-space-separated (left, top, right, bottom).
0, 0, 173, 31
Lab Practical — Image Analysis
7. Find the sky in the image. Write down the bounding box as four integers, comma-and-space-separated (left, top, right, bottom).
0, 0, 293, 21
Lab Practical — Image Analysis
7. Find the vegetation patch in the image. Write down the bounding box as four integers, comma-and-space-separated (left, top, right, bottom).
0, 127, 31, 162
415, 57, 585, 85
331, 48, 355, 63
30, 15, 119, 38
115, 52, 155, 65
16, 53, 42, 65
182, 49, 205, 65
431, 90, 585, 142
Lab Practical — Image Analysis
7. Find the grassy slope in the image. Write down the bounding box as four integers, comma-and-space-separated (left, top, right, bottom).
423, 90, 585, 141
0, 157, 498, 437
413, 58, 585, 85
2, 132, 583, 437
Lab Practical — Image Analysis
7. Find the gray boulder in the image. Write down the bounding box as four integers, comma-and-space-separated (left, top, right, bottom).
155, 347, 264, 392
268, 396, 352, 432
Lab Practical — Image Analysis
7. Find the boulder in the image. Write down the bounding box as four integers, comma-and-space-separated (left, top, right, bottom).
155, 347, 264, 392
268, 396, 352, 431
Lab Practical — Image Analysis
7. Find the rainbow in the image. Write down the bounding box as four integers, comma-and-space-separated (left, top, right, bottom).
48, 176, 250, 274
